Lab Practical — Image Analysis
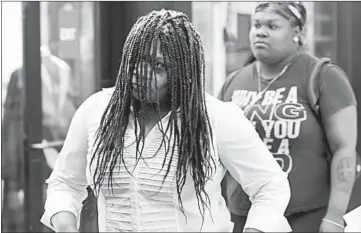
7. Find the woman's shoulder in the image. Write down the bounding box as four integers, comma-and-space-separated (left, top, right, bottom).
289, 52, 346, 85
78, 87, 115, 113
205, 93, 244, 120
227, 63, 254, 82
295, 52, 337, 71
220, 63, 255, 99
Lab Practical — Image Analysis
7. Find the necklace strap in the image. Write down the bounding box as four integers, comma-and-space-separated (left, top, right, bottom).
256, 61, 292, 93
244, 55, 298, 115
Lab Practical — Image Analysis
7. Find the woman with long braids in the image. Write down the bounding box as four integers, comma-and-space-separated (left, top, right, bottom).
41, 9, 291, 232
219, 2, 358, 232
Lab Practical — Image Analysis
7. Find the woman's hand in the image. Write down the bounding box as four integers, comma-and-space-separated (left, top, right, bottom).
51, 211, 78, 233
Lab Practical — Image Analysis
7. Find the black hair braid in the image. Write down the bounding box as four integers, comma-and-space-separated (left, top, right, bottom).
90, 10, 216, 228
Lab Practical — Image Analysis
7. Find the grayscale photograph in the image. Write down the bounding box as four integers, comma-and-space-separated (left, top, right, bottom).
1, 1, 361, 232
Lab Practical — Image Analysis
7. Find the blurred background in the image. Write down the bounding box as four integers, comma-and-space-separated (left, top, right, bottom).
1, 1, 361, 232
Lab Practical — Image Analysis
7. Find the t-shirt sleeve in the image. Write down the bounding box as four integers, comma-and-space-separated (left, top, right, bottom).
217, 68, 244, 101
318, 64, 357, 118
217, 83, 226, 101
217, 71, 236, 101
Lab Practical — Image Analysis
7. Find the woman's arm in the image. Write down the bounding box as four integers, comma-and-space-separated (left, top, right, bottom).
51, 211, 78, 232
41, 100, 90, 232
317, 65, 358, 231
323, 106, 357, 228
217, 102, 291, 233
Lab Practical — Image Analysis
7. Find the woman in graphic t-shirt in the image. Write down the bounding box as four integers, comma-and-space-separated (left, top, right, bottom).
219, 2, 358, 232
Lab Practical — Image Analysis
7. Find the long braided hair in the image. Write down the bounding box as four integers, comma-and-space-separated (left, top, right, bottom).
90, 9, 216, 222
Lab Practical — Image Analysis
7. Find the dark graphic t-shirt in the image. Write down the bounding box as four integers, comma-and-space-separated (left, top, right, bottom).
219, 53, 357, 215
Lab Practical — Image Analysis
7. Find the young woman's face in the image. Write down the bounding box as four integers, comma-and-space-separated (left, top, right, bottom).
249, 11, 296, 64
132, 41, 169, 103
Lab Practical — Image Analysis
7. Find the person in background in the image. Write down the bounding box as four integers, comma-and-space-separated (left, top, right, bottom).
1, 45, 77, 232
2, 69, 25, 232
41, 9, 291, 233
219, 2, 358, 232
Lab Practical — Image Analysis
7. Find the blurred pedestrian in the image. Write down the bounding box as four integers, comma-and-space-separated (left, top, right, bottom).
2, 69, 25, 232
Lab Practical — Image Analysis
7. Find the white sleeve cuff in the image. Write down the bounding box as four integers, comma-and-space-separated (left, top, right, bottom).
244, 206, 292, 232
40, 192, 81, 231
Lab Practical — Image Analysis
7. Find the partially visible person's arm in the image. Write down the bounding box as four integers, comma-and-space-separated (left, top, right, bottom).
217, 80, 227, 101
318, 65, 358, 232
40, 100, 90, 232
51, 211, 78, 232
322, 106, 357, 232
217, 68, 242, 101
217, 102, 291, 233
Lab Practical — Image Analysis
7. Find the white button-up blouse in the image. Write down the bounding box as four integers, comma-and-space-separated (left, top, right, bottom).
41, 87, 292, 232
